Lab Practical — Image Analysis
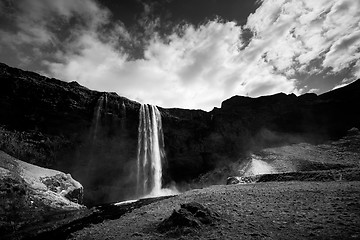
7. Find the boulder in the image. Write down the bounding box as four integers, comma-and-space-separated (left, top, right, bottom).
0, 151, 84, 235
40, 173, 84, 204
226, 176, 257, 184
158, 202, 219, 236
226, 176, 241, 185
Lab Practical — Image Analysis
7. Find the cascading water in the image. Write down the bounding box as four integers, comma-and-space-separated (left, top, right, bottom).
86, 94, 106, 178
136, 104, 165, 196
90, 94, 106, 141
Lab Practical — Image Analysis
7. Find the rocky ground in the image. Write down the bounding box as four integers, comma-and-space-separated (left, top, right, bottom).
69, 181, 360, 240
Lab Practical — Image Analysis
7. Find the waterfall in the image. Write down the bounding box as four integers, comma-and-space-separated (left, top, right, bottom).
136, 104, 165, 197
85, 94, 106, 178
91, 94, 106, 141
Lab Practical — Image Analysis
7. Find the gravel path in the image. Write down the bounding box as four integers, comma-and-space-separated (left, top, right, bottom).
70, 181, 360, 240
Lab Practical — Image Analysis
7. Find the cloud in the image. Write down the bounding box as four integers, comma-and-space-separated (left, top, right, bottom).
45, 18, 298, 110
47, 21, 244, 109
0, 0, 110, 54
1, 0, 359, 110
323, 30, 360, 73
245, 0, 360, 79
40, 0, 360, 110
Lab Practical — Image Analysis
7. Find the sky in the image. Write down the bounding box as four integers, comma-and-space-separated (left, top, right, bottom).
0, 0, 359, 110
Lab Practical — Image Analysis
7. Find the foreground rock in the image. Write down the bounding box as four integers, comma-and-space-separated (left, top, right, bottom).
0, 151, 85, 238
158, 202, 219, 237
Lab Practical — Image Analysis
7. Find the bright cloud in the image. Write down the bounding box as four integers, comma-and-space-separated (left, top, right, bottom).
0, 0, 108, 47
246, 0, 360, 79
1, 0, 359, 110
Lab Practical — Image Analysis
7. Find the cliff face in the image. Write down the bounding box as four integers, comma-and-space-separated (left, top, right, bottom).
0, 62, 359, 205
0, 63, 141, 205
163, 85, 360, 185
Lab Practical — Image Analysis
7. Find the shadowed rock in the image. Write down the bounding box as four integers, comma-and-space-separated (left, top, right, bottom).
158, 202, 219, 236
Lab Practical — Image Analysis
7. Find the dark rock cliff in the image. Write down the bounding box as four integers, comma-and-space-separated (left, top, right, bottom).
0, 63, 140, 205
163, 83, 360, 186
0, 62, 359, 205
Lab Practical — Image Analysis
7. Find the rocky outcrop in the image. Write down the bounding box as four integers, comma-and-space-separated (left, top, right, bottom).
40, 173, 83, 204
158, 202, 219, 236
0, 151, 84, 236
0, 62, 359, 205
226, 168, 360, 184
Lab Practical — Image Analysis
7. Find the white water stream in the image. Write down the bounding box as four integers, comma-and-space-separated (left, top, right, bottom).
136, 104, 177, 197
